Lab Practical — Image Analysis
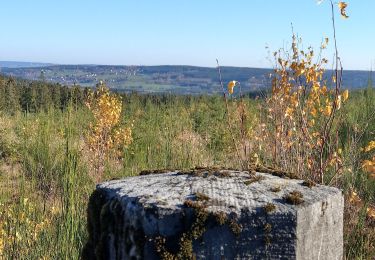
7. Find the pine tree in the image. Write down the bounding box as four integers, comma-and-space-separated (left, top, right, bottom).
27, 82, 39, 112
50, 84, 61, 109
3, 78, 20, 114
0, 77, 7, 112
60, 85, 71, 110
72, 85, 83, 108
36, 82, 52, 111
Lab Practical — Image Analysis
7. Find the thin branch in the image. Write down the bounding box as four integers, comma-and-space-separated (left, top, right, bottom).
216, 59, 246, 170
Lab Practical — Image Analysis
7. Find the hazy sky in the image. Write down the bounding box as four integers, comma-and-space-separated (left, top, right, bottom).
0, 1, 374, 70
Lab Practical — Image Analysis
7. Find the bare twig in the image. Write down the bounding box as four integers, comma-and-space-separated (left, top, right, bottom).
318, 0, 344, 183
216, 59, 246, 170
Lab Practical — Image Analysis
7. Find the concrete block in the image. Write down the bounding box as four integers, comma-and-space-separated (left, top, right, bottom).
82, 169, 343, 259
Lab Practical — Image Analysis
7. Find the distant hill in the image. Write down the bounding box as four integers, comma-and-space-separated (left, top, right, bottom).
0, 61, 54, 69
0, 63, 372, 94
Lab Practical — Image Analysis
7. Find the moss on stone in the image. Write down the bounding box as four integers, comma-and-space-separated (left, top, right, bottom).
139, 169, 174, 175
270, 186, 281, 192
177, 166, 234, 178
157, 196, 209, 259
195, 192, 210, 202
228, 218, 243, 236
213, 211, 228, 225
264, 203, 276, 213
264, 223, 272, 233
284, 191, 304, 205
252, 164, 299, 179
244, 175, 265, 185
301, 180, 316, 188
156, 190, 246, 259
264, 235, 272, 247
263, 223, 273, 247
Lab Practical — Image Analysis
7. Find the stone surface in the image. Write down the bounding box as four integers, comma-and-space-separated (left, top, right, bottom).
82, 170, 344, 260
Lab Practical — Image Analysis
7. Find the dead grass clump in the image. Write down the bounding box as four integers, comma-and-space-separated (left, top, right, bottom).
171, 130, 212, 168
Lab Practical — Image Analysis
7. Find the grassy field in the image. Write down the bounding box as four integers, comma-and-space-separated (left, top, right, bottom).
0, 85, 374, 258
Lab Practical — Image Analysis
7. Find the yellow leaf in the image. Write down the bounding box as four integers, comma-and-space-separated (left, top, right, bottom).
367, 206, 375, 219
310, 107, 318, 117
348, 190, 361, 204
342, 89, 349, 102
336, 95, 342, 110
321, 85, 328, 95
227, 80, 237, 94
338, 2, 349, 19
323, 104, 332, 116
312, 83, 320, 93
364, 141, 375, 152
362, 159, 375, 174
285, 107, 294, 118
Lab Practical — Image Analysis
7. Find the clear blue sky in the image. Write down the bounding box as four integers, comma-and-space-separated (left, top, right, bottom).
0, 1, 374, 70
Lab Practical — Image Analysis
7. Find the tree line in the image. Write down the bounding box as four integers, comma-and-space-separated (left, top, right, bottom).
0, 75, 88, 114
0, 73, 271, 116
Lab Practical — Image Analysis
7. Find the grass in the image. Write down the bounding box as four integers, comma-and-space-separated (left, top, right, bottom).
0, 89, 374, 258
